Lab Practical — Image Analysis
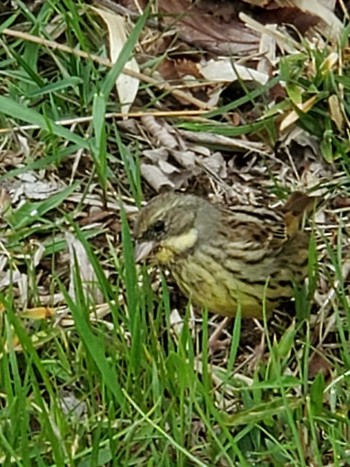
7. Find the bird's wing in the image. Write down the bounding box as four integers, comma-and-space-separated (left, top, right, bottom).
220, 204, 288, 250
220, 192, 316, 249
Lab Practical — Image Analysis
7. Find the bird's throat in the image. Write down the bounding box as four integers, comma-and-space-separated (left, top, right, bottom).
155, 228, 198, 264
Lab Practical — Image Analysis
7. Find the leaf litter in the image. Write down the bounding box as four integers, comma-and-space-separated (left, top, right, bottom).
0, 0, 350, 454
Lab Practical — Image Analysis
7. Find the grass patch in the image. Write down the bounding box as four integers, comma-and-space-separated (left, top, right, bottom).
0, 1, 349, 465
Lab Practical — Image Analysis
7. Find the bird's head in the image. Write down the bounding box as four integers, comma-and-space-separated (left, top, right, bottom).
134, 192, 214, 265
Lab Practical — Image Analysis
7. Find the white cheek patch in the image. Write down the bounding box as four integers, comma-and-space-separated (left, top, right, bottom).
162, 228, 198, 253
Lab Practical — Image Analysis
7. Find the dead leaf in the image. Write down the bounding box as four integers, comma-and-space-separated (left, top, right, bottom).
331, 196, 350, 209
21, 307, 55, 320
158, 58, 202, 81
143, 148, 169, 163
242, 0, 341, 41
92, 7, 140, 115
140, 163, 175, 191
0, 186, 12, 216
158, 159, 180, 175
328, 94, 344, 132
158, 0, 259, 56
66, 232, 104, 304
279, 96, 319, 132
60, 390, 87, 419
141, 116, 178, 149
171, 150, 196, 169
320, 52, 339, 74
199, 59, 269, 85
291, 0, 342, 41
0, 271, 22, 289
309, 350, 332, 378
9, 173, 62, 202
200, 152, 227, 179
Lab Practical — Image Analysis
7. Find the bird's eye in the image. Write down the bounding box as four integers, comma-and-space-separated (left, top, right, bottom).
152, 220, 166, 234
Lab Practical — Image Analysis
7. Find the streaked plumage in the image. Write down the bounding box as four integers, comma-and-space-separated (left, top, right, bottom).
134, 192, 313, 318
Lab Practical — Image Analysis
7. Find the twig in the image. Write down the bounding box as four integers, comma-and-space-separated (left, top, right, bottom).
2, 28, 210, 110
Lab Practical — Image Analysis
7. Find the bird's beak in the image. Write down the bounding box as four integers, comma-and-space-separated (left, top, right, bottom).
134, 240, 156, 263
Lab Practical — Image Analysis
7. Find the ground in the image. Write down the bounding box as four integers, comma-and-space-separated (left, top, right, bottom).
0, 0, 350, 465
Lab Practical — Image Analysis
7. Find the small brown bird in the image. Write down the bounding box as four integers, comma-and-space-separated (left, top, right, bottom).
134, 192, 315, 319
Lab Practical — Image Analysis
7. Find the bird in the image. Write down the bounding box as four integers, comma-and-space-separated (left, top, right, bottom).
133, 191, 316, 319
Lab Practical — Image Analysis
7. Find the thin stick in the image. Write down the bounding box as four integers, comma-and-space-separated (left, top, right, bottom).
2, 28, 210, 110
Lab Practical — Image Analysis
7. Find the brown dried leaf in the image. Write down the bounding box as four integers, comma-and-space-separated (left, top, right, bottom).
141, 116, 178, 149
159, 0, 260, 56
0, 186, 12, 216
291, 0, 341, 41
158, 159, 181, 175
308, 350, 332, 379
171, 150, 196, 169
198, 59, 269, 85
140, 163, 175, 191
248, 0, 342, 41
328, 94, 344, 132
158, 58, 202, 81
10, 173, 62, 203
257, 28, 277, 75
142, 148, 169, 163
331, 196, 350, 209
279, 96, 318, 132
252, 6, 319, 35
66, 232, 104, 304
92, 7, 139, 115
200, 152, 227, 179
